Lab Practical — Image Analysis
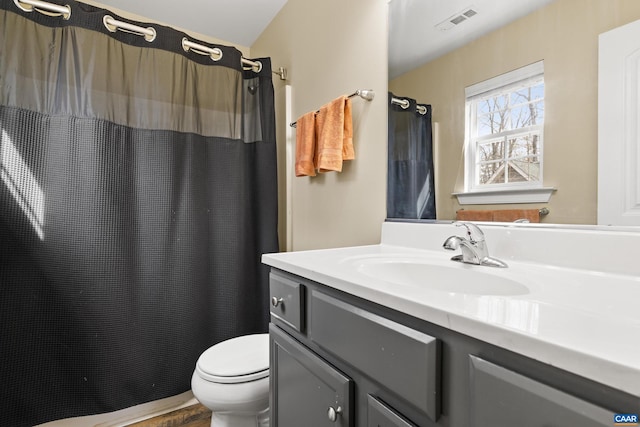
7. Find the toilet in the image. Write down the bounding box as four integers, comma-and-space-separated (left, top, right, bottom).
191, 333, 270, 427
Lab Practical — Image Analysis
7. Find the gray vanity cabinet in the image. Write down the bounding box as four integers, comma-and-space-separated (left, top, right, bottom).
269, 270, 440, 427
270, 324, 353, 427
268, 269, 638, 427
469, 356, 614, 427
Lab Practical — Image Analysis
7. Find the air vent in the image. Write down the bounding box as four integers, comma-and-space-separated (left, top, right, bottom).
435, 6, 479, 31
450, 15, 467, 25
463, 9, 478, 18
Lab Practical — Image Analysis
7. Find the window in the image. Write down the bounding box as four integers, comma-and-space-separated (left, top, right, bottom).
457, 61, 554, 204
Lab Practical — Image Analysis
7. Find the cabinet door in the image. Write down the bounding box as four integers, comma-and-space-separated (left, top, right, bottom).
270, 324, 353, 427
469, 356, 615, 427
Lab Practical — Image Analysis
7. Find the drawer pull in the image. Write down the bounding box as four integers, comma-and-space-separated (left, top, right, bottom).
271, 296, 284, 307
327, 405, 342, 422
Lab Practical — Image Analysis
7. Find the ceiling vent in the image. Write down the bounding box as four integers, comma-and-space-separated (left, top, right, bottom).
435, 6, 479, 31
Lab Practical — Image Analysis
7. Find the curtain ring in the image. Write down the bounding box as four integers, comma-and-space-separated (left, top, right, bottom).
14, 0, 71, 20
181, 38, 223, 62
246, 61, 262, 73
103, 15, 156, 42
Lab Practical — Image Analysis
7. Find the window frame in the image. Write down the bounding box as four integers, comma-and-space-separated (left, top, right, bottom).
456, 61, 555, 204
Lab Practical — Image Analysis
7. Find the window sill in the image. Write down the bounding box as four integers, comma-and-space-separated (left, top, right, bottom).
453, 187, 556, 205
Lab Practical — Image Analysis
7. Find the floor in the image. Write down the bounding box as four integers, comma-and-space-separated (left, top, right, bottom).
126, 404, 211, 427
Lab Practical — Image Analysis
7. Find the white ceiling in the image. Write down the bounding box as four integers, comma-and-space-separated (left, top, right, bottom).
388, 0, 556, 78
92, 0, 554, 79
93, 0, 288, 47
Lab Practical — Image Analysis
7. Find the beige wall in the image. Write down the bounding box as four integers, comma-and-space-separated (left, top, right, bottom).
389, 0, 640, 225
252, 0, 389, 251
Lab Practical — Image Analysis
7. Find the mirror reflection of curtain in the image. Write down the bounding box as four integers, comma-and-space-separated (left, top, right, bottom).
387, 92, 436, 219
0, 2, 278, 426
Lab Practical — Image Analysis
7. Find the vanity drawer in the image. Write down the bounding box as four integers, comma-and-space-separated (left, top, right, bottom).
269, 272, 305, 333
367, 395, 417, 427
469, 355, 616, 427
309, 290, 440, 421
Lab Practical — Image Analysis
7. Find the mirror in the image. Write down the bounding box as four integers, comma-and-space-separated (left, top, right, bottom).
388, 0, 640, 225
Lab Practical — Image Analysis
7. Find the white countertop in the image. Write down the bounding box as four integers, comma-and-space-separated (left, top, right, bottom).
262, 222, 640, 398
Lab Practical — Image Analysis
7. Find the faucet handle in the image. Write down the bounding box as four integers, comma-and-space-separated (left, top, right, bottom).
453, 221, 485, 243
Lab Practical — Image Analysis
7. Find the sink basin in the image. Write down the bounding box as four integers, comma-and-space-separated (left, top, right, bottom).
350, 256, 529, 296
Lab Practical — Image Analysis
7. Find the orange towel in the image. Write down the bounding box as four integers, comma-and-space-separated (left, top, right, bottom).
456, 209, 494, 222
492, 209, 540, 223
315, 96, 354, 173
294, 112, 317, 177
342, 98, 354, 161
456, 209, 541, 223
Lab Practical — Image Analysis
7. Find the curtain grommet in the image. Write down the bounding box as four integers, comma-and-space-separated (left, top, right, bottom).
103, 15, 156, 42
103, 15, 117, 33
143, 27, 156, 42
14, 0, 71, 19
181, 38, 222, 61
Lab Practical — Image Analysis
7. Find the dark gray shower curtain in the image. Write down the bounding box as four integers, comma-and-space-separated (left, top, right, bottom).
387, 92, 436, 219
0, 1, 278, 426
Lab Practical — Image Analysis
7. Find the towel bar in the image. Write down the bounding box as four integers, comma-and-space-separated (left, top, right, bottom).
290, 90, 375, 127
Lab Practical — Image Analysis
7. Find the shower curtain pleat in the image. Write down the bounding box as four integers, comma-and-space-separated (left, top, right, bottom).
387, 92, 436, 219
0, 2, 278, 426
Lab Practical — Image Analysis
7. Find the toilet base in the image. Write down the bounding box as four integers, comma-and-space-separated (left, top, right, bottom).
210, 408, 269, 427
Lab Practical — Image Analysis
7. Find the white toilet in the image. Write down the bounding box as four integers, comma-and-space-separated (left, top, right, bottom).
191, 333, 270, 427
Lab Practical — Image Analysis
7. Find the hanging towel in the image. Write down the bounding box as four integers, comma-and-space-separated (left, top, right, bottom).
456, 209, 541, 223
342, 97, 354, 161
456, 209, 494, 222
315, 96, 355, 173
295, 111, 317, 177
492, 209, 540, 223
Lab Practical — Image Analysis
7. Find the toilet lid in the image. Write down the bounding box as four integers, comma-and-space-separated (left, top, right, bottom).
196, 333, 269, 384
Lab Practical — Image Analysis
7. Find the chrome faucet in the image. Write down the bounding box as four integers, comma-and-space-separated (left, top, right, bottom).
443, 222, 508, 268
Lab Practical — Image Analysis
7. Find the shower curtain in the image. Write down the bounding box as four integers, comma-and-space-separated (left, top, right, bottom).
387, 92, 436, 219
0, 1, 278, 426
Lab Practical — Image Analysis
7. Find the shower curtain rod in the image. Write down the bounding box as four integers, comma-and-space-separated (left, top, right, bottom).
289, 89, 375, 128
12, 0, 287, 78
391, 96, 428, 115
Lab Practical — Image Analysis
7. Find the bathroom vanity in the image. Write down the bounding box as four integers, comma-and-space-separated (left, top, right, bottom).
262, 222, 640, 427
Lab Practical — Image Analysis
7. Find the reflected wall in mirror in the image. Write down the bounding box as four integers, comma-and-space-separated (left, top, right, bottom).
388, 0, 640, 225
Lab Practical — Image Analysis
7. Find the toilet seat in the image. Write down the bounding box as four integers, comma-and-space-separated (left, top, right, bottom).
196, 333, 270, 384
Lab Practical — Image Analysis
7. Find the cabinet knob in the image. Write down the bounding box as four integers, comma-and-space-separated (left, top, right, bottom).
327, 405, 342, 422
271, 297, 284, 307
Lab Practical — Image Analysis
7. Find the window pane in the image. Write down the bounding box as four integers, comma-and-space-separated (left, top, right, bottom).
533, 100, 544, 122
479, 161, 505, 185
510, 88, 530, 105
478, 111, 509, 136
509, 102, 543, 127
478, 99, 493, 115
508, 158, 540, 182
508, 134, 540, 158
510, 105, 533, 128
510, 83, 543, 105
481, 94, 508, 112
530, 83, 544, 100
478, 139, 504, 162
